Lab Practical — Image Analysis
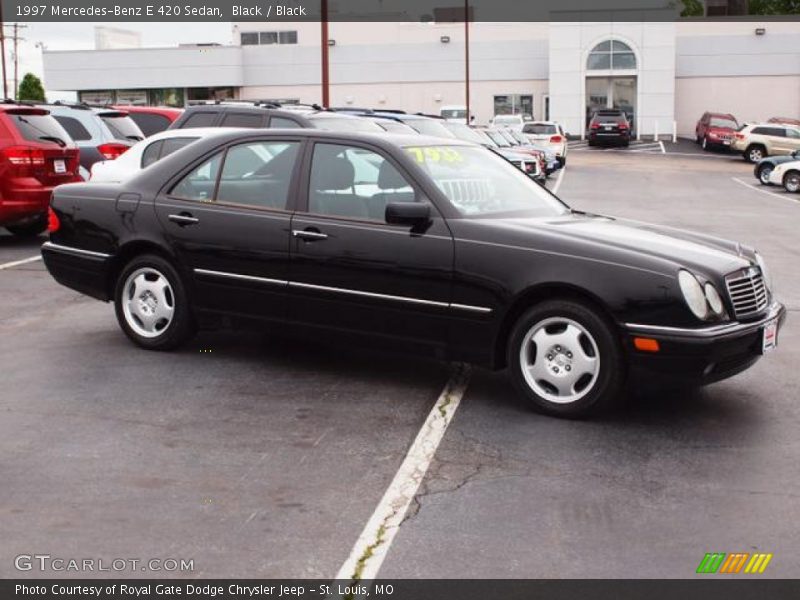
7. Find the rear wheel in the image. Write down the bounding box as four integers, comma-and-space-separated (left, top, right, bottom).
6, 213, 46, 237
757, 164, 774, 185
784, 171, 800, 193
508, 299, 625, 418
114, 254, 195, 350
745, 145, 766, 163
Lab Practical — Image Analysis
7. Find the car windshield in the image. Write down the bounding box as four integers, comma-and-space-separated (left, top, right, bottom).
310, 116, 384, 132
509, 130, 530, 144
441, 109, 467, 119
441, 122, 485, 144
710, 117, 738, 129
484, 130, 510, 147
473, 129, 498, 147
493, 116, 521, 125
523, 123, 557, 135
401, 118, 454, 138
404, 144, 567, 218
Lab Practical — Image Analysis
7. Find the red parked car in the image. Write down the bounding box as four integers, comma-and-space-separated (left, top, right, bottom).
112, 106, 183, 137
0, 103, 81, 237
695, 112, 739, 150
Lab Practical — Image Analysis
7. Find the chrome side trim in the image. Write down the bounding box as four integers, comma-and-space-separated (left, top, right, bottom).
192, 269, 493, 314
289, 281, 450, 308
41, 241, 111, 259
194, 268, 288, 287
624, 302, 784, 338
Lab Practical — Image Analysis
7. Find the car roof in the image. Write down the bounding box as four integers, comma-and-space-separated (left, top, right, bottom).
139, 127, 251, 141
185, 128, 472, 148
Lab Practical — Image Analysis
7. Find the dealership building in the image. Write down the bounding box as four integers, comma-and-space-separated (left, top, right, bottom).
42, 19, 800, 137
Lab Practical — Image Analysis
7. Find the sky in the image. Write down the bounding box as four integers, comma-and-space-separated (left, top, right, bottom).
5, 22, 232, 101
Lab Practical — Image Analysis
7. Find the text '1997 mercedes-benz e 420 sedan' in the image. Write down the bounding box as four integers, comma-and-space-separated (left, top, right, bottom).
42, 130, 785, 418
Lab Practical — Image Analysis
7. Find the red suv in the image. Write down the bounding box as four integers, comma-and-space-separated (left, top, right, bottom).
0, 104, 81, 237
695, 112, 739, 150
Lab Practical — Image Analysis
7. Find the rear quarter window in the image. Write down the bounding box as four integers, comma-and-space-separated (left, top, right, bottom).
220, 112, 265, 128
180, 112, 217, 128
129, 112, 172, 136
100, 115, 144, 140
52, 115, 92, 141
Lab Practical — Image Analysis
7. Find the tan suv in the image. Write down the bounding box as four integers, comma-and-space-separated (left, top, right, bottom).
732, 123, 800, 162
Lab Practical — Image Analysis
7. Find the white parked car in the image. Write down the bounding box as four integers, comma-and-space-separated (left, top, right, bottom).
89, 128, 241, 183
440, 105, 469, 124
767, 159, 800, 192
522, 121, 568, 166
489, 114, 526, 132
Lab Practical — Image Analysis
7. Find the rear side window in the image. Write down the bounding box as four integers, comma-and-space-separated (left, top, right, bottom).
100, 114, 144, 140
52, 115, 92, 141
142, 136, 199, 168
6, 112, 73, 145
220, 112, 265, 128
216, 141, 301, 209
270, 116, 302, 128
752, 127, 784, 137
129, 112, 172, 137
181, 112, 217, 128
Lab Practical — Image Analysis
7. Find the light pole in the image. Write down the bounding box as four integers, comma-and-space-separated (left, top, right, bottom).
464, 1, 470, 124
321, 0, 330, 107
0, 4, 7, 98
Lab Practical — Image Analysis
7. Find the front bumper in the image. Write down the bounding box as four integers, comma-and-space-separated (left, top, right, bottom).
622, 302, 786, 384
767, 169, 786, 186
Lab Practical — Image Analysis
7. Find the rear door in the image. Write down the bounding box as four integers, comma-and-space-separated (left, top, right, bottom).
154, 137, 304, 322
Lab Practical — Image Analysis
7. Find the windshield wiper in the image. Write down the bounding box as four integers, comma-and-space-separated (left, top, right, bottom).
39, 135, 67, 147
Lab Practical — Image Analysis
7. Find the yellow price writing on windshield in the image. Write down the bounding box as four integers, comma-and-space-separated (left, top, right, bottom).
406, 147, 464, 164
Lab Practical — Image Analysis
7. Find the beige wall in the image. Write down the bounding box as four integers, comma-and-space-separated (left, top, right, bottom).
241, 80, 549, 125
675, 75, 800, 135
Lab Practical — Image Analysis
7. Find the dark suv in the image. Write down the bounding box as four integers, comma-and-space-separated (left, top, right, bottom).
588, 110, 631, 147
169, 102, 384, 133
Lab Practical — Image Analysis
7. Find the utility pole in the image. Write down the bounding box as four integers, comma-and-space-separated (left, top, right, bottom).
5, 23, 28, 99
0, 4, 7, 99
464, 1, 470, 124
321, 0, 330, 107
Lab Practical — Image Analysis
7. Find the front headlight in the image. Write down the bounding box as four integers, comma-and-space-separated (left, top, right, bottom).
678, 270, 709, 320
755, 252, 772, 291
704, 283, 725, 316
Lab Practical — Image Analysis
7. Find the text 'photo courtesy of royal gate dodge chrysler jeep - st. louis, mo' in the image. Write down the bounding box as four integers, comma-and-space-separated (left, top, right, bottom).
40, 128, 785, 418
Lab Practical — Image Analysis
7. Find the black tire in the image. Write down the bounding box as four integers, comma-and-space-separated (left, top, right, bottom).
757, 164, 773, 186
6, 213, 46, 237
557, 156, 566, 167
113, 254, 195, 351
507, 299, 625, 418
745, 144, 766, 163
784, 170, 800, 193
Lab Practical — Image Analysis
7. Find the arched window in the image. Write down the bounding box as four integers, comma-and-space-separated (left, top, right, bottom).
587, 40, 636, 70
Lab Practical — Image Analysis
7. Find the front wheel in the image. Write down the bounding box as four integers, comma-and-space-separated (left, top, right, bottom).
114, 254, 195, 350
757, 164, 773, 185
508, 299, 625, 418
784, 171, 800, 193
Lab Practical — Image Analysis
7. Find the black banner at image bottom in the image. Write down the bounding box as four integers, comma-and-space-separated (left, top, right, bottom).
4, 580, 800, 600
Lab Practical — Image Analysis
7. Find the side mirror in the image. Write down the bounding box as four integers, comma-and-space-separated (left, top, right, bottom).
385, 202, 430, 226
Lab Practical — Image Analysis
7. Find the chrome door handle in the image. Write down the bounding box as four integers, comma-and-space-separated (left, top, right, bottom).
168, 213, 200, 226
292, 229, 328, 241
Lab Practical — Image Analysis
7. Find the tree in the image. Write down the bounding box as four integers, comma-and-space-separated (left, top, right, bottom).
17, 73, 46, 102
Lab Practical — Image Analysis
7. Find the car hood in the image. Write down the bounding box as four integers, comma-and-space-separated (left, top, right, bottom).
484, 213, 753, 277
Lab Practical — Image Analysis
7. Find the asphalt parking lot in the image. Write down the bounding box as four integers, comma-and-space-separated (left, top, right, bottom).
1, 148, 798, 580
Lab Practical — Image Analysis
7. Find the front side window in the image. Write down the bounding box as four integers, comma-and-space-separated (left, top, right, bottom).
308, 143, 417, 221
404, 144, 567, 218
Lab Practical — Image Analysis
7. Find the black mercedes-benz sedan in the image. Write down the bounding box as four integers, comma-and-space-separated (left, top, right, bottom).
41, 129, 785, 418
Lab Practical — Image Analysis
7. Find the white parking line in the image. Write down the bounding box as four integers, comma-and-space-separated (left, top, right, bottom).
732, 177, 799, 205
335, 364, 471, 583
0, 255, 42, 271
551, 164, 567, 195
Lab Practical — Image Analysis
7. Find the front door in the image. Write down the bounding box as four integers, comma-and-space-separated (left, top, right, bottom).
154, 138, 303, 322
288, 140, 454, 349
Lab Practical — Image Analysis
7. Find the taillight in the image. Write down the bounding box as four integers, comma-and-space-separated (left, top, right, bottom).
97, 143, 129, 160
47, 207, 60, 233
618, 123, 629, 130
550, 135, 563, 143
1, 145, 46, 166
590, 122, 600, 129
735, 133, 745, 140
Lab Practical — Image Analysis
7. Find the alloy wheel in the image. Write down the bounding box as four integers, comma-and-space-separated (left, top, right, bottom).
759, 166, 773, 185
786, 173, 800, 193
749, 147, 764, 162
121, 267, 175, 338
519, 317, 600, 404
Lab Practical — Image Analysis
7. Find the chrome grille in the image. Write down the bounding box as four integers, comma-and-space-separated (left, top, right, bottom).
725, 268, 768, 319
